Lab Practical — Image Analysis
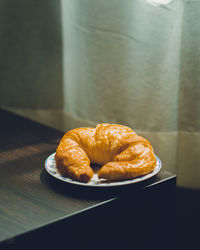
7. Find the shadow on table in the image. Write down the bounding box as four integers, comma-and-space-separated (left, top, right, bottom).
3, 170, 176, 250
1, 169, 176, 250
40, 168, 164, 200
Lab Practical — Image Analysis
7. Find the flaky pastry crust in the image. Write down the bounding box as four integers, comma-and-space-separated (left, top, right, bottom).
55, 124, 156, 183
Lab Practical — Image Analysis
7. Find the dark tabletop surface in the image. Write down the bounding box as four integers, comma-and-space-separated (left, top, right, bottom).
0, 109, 176, 243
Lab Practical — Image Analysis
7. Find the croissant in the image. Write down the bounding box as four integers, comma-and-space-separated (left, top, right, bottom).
55, 123, 156, 183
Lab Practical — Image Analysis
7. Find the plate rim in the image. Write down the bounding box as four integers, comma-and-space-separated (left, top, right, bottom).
45, 152, 162, 188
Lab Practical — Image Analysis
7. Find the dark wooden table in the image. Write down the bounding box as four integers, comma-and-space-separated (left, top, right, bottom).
0, 109, 176, 250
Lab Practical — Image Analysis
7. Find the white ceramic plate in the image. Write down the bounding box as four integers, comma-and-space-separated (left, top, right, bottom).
45, 153, 162, 187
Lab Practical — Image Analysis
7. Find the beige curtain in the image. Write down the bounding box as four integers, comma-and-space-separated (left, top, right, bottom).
0, 0, 199, 188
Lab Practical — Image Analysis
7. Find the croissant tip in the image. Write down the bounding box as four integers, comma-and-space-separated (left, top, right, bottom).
79, 173, 92, 183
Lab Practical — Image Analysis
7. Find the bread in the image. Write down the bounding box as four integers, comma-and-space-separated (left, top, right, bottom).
55, 123, 156, 183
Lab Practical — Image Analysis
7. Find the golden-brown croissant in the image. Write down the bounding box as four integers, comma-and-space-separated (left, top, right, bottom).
55, 123, 156, 183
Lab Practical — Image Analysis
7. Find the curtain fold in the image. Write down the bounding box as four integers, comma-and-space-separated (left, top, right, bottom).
0, 0, 199, 188
61, 0, 183, 132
